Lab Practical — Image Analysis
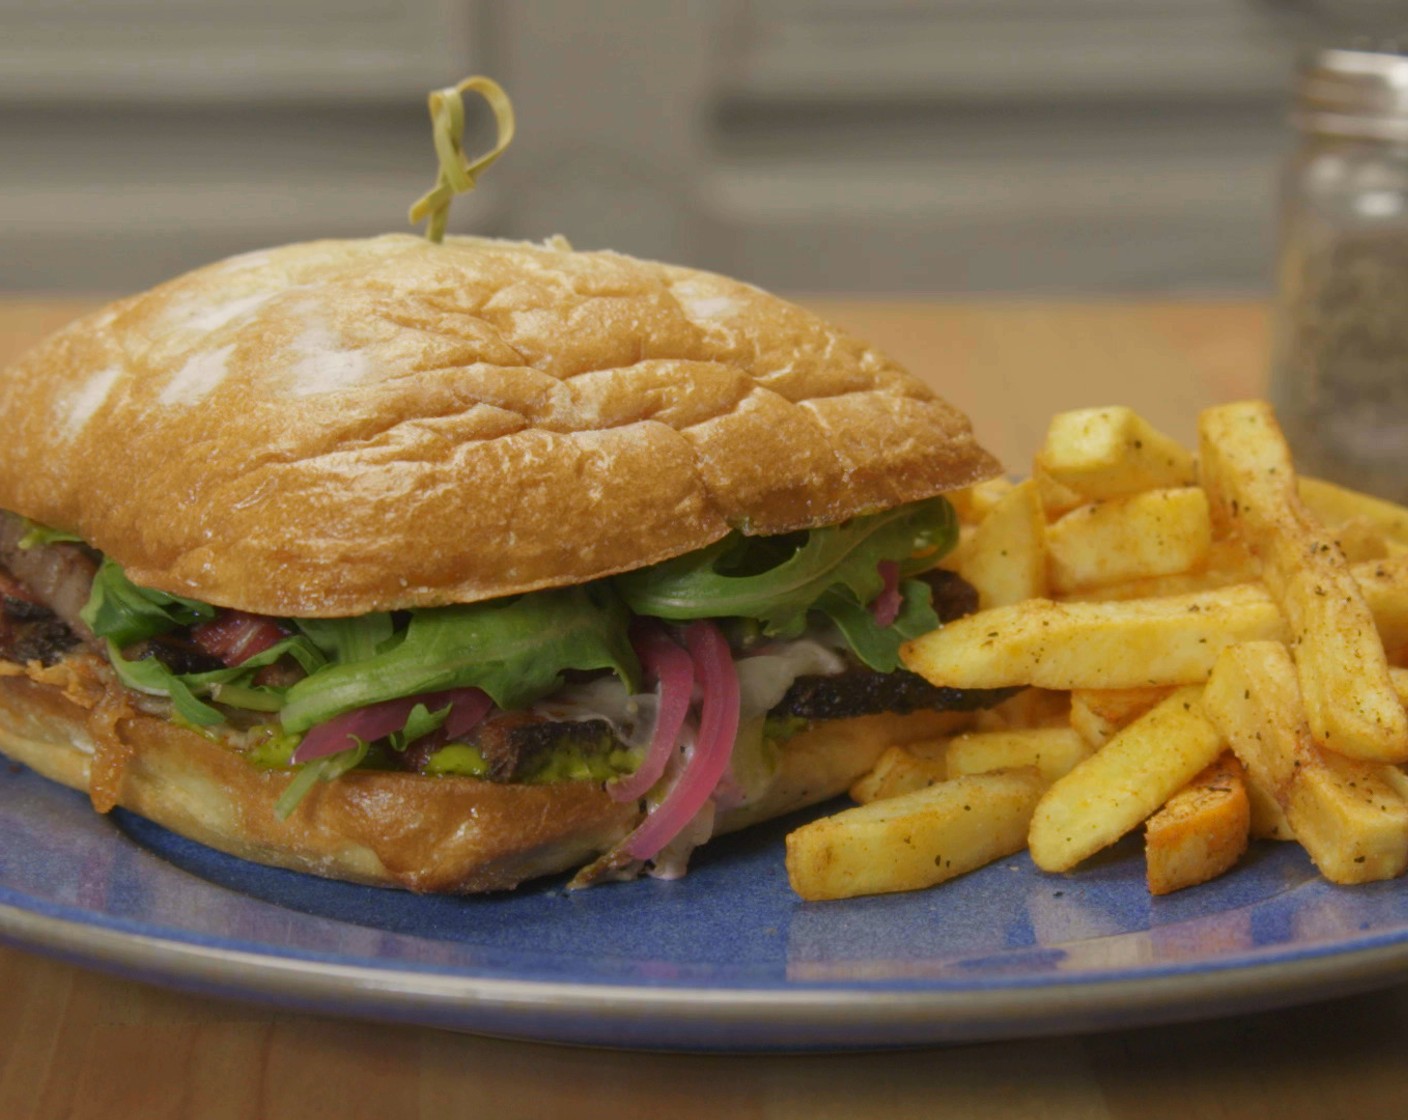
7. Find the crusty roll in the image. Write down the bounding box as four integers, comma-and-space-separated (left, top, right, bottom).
0, 235, 998, 616
0, 667, 967, 893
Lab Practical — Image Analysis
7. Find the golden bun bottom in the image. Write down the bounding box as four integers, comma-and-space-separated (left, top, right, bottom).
0, 672, 966, 893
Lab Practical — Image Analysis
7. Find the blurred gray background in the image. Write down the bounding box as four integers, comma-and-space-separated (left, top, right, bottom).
2, 0, 1403, 295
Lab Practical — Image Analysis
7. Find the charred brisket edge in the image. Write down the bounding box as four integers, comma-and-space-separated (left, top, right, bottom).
773, 668, 1018, 721
0, 512, 99, 643
0, 584, 81, 667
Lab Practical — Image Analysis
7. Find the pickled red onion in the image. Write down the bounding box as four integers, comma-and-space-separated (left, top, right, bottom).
870, 560, 901, 627
292, 687, 492, 764
622, 620, 740, 863
609, 625, 694, 803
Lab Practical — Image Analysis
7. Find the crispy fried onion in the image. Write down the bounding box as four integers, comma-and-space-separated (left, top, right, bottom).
1, 652, 137, 813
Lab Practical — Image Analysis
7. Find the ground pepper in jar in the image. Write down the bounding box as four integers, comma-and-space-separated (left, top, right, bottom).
1272, 46, 1408, 502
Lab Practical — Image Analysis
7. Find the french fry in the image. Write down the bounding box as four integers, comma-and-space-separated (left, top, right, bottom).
1357, 555, 1408, 649
1033, 463, 1086, 520
785, 768, 1045, 902
1246, 774, 1295, 842
1046, 488, 1211, 594
1390, 666, 1408, 709
1299, 476, 1408, 548
1325, 516, 1390, 564
1068, 686, 1172, 749
1201, 642, 1408, 884
1035, 406, 1196, 501
1198, 401, 1408, 763
1058, 540, 1260, 603
1058, 570, 1245, 603
1282, 562, 1407, 763
947, 477, 1015, 525
849, 745, 948, 805
957, 479, 1047, 609
1028, 686, 1225, 873
972, 687, 1071, 731
944, 727, 1091, 784
907, 556, 1408, 690
1145, 753, 1250, 896
901, 584, 1286, 691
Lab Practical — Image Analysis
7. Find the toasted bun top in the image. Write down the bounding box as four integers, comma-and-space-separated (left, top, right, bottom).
0, 235, 999, 616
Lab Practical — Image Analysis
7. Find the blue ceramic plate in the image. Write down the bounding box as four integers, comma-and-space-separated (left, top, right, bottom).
2, 760, 1407, 1051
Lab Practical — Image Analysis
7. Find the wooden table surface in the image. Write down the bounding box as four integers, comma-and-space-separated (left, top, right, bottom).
4, 297, 1407, 1120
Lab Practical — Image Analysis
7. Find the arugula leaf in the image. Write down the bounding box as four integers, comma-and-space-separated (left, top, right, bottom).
273, 740, 369, 820
106, 634, 328, 726
107, 639, 225, 725
387, 702, 451, 751
81, 558, 217, 645
614, 497, 957, 640
816, 578, 939, 673
280, 583, 639, 733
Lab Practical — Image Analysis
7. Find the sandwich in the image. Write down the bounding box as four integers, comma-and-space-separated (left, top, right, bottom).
0, 233, 1004, 892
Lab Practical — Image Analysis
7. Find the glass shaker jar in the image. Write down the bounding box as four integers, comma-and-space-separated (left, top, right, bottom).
1271, 46, 1408, 501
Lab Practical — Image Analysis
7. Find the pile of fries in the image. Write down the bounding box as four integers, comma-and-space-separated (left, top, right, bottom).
786, 401, 1408, 902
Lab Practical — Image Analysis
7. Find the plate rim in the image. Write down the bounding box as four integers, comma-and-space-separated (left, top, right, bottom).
5, 893, 1408, 1047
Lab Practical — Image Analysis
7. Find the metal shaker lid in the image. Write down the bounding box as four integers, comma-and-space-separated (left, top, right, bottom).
1295, 46, 1408, 142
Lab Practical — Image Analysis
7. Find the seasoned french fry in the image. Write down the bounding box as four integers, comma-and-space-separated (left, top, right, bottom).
1036, 406, 1196, 501
945, 727, 1091, 784
1390, 666, 1408, 709
1199, 401, 1408, 763
947, 477, 1015, 525
1299, 476, 1408, 548
1358, 555, 1408, 649
957, 479, 1047, 609
1028, 686, 1225, 873
849, 745, 948, 805
901, 584, 1285, 691
907, 556, 1408, 692
973, 687, 1071, 731
1246, 773, 1295, 842
1145, 753, 1250, 896
1068, 686, 1172, 749
1325, 516, 1390, 564
1033, 463, 1086, 520
1058, 540, 1260, 603
1202, 642, 1408, 884
785, 769, 1045, 902
1047, 488, 1211, 595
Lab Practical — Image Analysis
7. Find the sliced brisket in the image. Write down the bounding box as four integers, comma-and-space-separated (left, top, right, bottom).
0, 511, 98, 643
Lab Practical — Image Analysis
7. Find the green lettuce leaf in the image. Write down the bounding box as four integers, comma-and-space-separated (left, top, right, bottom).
614, 497, 957, 642
81, 558, 217, 646
295, 614, 396, 663
280, 582, 640, 733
